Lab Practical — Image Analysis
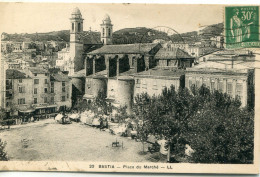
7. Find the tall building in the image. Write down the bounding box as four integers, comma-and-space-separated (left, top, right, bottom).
4, 68, 72, 118
5, 69, 33, 115
100, 14, 113, 45
70, 7, 84, 73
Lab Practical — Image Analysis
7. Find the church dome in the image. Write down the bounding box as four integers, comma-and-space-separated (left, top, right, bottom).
102, 14, 111, 24
72, 7, 81, 15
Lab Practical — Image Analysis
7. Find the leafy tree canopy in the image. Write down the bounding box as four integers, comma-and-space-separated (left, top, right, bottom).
133, 84, 254, 164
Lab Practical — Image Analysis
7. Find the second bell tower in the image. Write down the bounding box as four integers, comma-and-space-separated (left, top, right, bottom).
100, 14, 113, 45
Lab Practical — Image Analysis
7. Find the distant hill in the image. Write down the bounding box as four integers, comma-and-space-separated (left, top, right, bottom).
2, 30, 70, 42
170, 23, 224, 43
113, 23, 223, 44
200, 23, 223, 37
113, 27, 170, 44
2, 23, 223, 44
2, 30, 102, 44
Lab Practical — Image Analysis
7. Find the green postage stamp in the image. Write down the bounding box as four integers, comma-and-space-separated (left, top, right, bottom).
225, 6, 260, 48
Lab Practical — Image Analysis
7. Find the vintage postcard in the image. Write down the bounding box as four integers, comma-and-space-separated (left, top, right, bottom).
0, 3, 259, 174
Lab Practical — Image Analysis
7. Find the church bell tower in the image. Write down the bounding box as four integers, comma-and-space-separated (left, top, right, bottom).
100, 14, 113, 45
70, 7, 84, 73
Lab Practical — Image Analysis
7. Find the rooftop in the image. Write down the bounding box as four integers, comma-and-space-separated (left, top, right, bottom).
28, 67, 48, 74
88, 43, 160, 55
6, 69, 28, 79
50, 73, 70, 82
119, 68, 136, 76
186, 67, 249, 75
154, 48, 193, 60
213, 50, 253, 56
194, 60, 256, 70
86, 70, 107, 78
71, 69, 85, 78
134, 68, 185, 78
83, 44, 103, 53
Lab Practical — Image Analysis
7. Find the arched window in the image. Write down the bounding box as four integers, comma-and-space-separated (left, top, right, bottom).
72, 23, 74, 32
108, 28, 111, 37
78, 23, 81, 32
102, 28, 105, 37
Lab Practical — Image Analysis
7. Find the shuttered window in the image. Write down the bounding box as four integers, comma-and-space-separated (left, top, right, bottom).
227, 83, 233, 95
236, 83, 243, 100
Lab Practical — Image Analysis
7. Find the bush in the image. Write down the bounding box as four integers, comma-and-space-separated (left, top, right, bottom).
0, 139, 8, 161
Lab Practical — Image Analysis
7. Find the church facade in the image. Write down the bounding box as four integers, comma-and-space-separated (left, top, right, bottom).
56, 7, 112, 76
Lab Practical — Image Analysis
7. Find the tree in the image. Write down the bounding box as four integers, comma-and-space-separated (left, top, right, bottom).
115, 106, 128, 123
0, 108, 7, 122
94, 91, 111, 115
0, 139, 8, 161
133, 92, 151, 153
133, 84, 254, 163
186, 88, 253, 163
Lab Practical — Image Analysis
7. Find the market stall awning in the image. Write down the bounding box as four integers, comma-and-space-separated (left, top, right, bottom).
83, 94, 94, 99
47, 104, 58, 108
18, 104, 35, 113
69, 113, 80, 119
34, 104, 57, 109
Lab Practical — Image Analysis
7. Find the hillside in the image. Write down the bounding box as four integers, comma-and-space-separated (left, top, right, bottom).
2, 30, 102, 44
170, 23, 224, 43
200, 23, 223, 36
113, 27, 170, 44
2, 23, 223, 44
113, 23, 223, 44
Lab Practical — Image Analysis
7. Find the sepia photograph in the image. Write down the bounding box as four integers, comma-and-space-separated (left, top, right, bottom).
0, 2, 259, 174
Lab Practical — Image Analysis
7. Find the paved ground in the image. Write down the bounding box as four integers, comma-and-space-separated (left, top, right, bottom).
0, 119, 161, 162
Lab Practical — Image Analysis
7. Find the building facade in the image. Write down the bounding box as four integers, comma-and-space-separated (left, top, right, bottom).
4, 67, 72, 118
56, 45, 70, 68
12, 42, 23, 53
1, 41, 13, 54
50, 73, 72, 111
5, 69, 33, 114
185, 68, 254, 107
133, 69, 185, 97
154, 47, 194, 69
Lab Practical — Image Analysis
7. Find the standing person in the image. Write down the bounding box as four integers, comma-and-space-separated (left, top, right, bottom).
230, 8, 243, 43
31, 115, 34, 122
157, 138, 168, 156
99, 117, 103, 130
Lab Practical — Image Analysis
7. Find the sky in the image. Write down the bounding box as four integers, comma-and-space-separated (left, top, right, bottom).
0, 3, 223, 34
